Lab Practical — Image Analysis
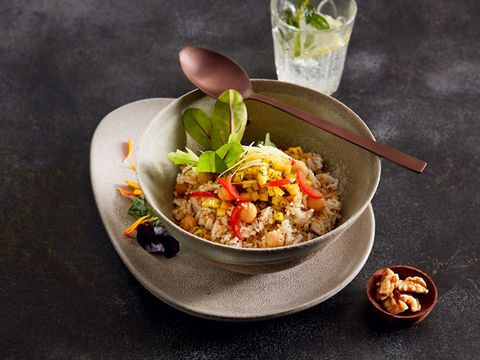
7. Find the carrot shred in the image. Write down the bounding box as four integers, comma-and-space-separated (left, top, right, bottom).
125, 180, 140, 189
126, 162, 137, 172
124, 139, 133, 163
123, 216, 150, 236
117, 187, 142, 197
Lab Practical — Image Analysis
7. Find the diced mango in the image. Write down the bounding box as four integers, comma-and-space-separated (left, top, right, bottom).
284, 183, 299, 196
273, 211, 284, 222
259, 192, 269, 201
192, 226, 206, 237
267, 187, 275, 197
267, 168, 282, 179
287, 146, 303, 156
273, 187, 285, 197
240, 193, 251, 201
220, 201, 230, 209
241, 180, 257, 188
271, 196, 282, 205
258, 166, 268, 176
257, 174, 268, 186
202, 198, 220, 209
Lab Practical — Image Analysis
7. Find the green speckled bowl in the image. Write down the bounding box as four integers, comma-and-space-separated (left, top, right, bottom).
137, 80, 381, 274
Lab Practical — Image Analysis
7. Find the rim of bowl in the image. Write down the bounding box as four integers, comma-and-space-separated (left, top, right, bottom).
366, 265, 439, 319
138, 79, 381, 252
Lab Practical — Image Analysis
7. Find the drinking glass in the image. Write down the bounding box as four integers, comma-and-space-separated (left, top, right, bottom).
271, 0, 357, 95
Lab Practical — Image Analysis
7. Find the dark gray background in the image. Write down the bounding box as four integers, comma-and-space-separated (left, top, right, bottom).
1, 0, 479, 359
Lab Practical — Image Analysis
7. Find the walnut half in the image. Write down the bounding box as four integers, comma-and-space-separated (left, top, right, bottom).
376, 268, 399, 301
382, 291, 409, 315
398, 294, 422, 312
397, 277, 429, 294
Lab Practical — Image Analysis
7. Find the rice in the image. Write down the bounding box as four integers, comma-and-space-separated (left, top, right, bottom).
172, 147, 342, 248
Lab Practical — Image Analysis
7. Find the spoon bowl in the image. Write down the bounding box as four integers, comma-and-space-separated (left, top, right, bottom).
179, 46, 253, 99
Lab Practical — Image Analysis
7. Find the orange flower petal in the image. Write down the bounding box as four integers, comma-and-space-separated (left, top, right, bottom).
124, 139, 133, 163
123, 216, 150, 236
117, 187, 139, 197
125, 180, 140, 189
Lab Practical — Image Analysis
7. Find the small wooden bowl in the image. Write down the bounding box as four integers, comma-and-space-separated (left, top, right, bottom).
366, 265, 438, 325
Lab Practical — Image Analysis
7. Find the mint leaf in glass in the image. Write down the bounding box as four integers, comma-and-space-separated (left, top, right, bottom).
280, 8, 299, 28
308, 13, 330, 30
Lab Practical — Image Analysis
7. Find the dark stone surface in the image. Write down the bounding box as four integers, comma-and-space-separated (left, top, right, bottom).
1, 0, 479, 358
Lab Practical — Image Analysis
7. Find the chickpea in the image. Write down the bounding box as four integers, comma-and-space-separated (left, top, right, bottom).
197, 172, 213, 184
307, 197, 325, 211
175, 183, 188, 195
239, 202, 257, 223
179, 215, 196, 231
265, 230, 285, 248
218, 187, 234, 201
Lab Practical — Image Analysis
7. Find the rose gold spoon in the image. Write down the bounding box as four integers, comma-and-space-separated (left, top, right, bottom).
179, 46, 427, 173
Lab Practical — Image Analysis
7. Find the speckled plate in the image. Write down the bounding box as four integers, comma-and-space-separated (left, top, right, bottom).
90, 98, 375, 321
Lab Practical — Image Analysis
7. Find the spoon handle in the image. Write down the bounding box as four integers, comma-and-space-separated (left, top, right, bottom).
249, 92, 427, 173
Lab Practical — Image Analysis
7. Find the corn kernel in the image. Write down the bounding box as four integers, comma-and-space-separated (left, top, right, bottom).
259, 193, 269, 201
216, 208, 226, 217
251, 191, 259, 201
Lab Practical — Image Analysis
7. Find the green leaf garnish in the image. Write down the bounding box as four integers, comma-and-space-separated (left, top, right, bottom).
264, 133, 276, 147
196, 151, 227, 173
215, 142, 244, 168
182, 108, 212, 148
211, 89, 247, 150
128, 196, 162, 227
168, 89, 248, 174
167, 147, 199, 165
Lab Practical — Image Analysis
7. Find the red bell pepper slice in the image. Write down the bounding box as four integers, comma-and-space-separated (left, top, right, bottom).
296, 168, 323, 199
264, 178, 293, 187
229, 204, 244, 240
189, 191, 217, 198
218, 173, 240, 201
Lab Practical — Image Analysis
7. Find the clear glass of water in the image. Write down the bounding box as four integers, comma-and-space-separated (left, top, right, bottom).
271, 0, 357, 95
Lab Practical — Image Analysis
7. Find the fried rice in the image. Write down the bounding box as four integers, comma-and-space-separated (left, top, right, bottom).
172, 146, 341, 248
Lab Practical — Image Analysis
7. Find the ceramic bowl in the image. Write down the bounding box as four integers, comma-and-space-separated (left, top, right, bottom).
137, 80, 381, 274
366, 265, 438, 325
